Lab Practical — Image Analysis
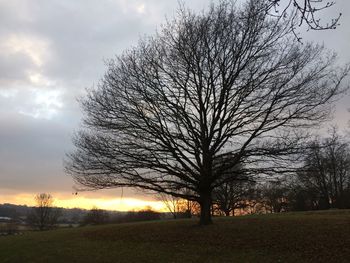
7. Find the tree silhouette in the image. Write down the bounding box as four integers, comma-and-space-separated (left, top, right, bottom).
66, 0, 349, 225
27, 193, 61, 230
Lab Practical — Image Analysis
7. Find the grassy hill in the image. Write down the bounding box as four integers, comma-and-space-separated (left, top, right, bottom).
1, 210, 350, 263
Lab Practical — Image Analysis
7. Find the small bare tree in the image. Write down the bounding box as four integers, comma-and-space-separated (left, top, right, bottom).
259, 181, 289, 213
66, 0, 349, 225
212, 158, 252, 216
27, 193, 61, 231
158, 193, 196, 219
213, 180, 254, 216
157, 194, 181, 219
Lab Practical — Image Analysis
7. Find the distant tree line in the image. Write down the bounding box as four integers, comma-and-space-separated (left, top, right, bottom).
206, 129, 350, 215
82, 206, 162, 225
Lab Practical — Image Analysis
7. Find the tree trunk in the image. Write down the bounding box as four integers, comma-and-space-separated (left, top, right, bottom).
199, 193, 213, 225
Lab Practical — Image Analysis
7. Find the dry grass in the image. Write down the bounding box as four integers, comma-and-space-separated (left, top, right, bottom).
1, 210, 350, 262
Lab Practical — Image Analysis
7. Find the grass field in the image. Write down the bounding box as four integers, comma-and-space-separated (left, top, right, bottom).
1, 210, 350, 263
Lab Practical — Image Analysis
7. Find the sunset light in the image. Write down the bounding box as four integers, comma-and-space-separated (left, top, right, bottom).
55, 197, 166, 212
1, 192, 166, 212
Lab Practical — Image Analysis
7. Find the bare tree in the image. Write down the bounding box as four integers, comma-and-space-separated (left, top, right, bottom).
212, 159, 253, 216
213, 180, 252, 216
297, 129, 350, 209
260, 180, 289, 212
158, 193, 196, 218
27, 193, 61, 231
66, 0, 349, 225
157, 193, 181, 219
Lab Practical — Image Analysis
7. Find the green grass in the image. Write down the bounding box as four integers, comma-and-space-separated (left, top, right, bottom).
1, 210, 350, 263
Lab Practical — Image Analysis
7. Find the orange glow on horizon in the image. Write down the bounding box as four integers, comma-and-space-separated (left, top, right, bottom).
55, 197, 167, 212
0, 192, 167, 212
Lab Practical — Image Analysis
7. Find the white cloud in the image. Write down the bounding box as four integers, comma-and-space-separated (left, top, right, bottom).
115, 0, 148, 15
18, 89, 64, 120
1, 34, 51, 67
28, 72, 53, 86
136, 3, 145, 14
0, 89, 18, 98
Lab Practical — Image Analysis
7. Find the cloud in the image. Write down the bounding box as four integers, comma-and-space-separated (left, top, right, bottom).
2, 34, 50, 67
18, 89, 63, 119
0, 0, 183, 201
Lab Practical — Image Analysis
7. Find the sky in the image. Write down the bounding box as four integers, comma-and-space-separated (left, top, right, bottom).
0, 0, 349, 211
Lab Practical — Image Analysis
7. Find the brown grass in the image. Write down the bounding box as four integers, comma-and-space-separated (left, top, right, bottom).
1, 210, 350, 263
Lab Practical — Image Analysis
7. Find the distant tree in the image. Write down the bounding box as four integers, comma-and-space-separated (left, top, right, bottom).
236, 186, 267, 215
297, 130, 350, 209
286, 181, 319, 211
122, 207, 161, 222
182, 199, 200, 218
83, 207, 109, 225
259, 181, 289, 213
27, 193, 61, 231
213, 179, 255, 216
66, 0, 349, 225
157, 194, 181, 219
212, 159, 253, 216
157, 192, 197, 219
